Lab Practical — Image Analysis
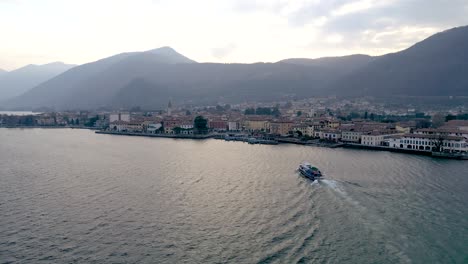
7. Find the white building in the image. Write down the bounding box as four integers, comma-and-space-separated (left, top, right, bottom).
341, 130, 365, 143
306, 126, 315, 137
146, 123, 162, 133
361, 132, 399, 146
228, 121, 240, 131
388, 134, 468, 153
110, 121, 129, 132
320, 129, 341, 142
109, 113, 130, 123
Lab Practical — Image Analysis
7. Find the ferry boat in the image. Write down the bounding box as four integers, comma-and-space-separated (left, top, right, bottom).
298, 162, 322, 180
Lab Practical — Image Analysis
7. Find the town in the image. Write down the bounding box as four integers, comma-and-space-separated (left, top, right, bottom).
1, 97, 468, 159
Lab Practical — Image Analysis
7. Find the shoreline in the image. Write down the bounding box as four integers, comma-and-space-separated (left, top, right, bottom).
95, 130, 215, 139
0, 127, 465, 159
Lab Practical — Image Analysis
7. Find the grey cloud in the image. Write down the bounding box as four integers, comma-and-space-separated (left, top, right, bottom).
291, 0, 468, 54
324, 0, 468, 33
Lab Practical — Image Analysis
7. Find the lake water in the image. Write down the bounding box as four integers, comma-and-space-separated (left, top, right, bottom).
0, 111, 41, 116
0, 128, 467, 263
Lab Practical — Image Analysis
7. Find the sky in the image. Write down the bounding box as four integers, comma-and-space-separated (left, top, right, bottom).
1, 0, 467, 71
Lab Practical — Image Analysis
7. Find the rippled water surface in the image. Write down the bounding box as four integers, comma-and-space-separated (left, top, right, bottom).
0, 128, 467, 263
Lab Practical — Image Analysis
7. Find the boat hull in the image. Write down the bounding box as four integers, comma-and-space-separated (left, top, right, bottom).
299, 168, 321, 180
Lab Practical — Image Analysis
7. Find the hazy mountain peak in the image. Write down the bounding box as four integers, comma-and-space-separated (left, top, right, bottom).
144, 46, 196, 63
146, 46, 177, 54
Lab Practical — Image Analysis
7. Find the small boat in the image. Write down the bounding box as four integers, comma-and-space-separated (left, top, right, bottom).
298, 162, 322, 180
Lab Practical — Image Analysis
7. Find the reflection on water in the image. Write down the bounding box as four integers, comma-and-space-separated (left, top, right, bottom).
0, 128, 467, 263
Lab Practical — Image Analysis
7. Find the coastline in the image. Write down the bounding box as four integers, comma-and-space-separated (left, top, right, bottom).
0, 127, 465, 159
95, 130, 215, 139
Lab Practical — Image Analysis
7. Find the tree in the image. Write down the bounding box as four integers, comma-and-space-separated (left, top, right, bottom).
173, 127, 182, 134
85, 115, 99, 127
255, 107, 272, 115
272, 107, 281, 117
430, 135, 445, 152
432, 114, 445, 128
347, 112, 360, 120
415, 112, 426, 118
244, 108, 255, 115
194, 116, 208, 134
216, 105, 224, 112
445, 114, 457, 122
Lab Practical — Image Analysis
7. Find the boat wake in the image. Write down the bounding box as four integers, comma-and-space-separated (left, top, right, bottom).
319, 178, 411, 263
320, 179, 347, 196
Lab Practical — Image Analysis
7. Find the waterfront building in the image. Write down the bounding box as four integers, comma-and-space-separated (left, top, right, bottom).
414, 128, 468, 138
270, 121, 293, 136
109, 113, 130, 123
209, 120, 228, 131
127, 122, 144, 132
146, 123, 162, 133
227, 121, 240, 131
243, 117, 271, 132
341, 129, 365, 143
388, 134, 468, 152
361, 131, 400, 146
320, 129, 341, 142
306, 125, 315, 137
292, 124, 308, 137
110, 120, 129, 132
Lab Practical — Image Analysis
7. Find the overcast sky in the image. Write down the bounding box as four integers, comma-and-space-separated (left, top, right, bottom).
1, 0, 467, 70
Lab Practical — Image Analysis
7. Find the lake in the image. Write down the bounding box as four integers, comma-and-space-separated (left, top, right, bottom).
0, 111, 41, 116
0, 128, 467, 263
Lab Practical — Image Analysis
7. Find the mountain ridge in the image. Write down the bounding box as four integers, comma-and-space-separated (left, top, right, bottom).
0, 62, 76, 102
4, 25, 468, 110
327, 25, 468, 96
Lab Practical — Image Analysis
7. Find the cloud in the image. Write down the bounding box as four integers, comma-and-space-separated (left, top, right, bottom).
0, 0, 467, 70
211, 43, 237, 59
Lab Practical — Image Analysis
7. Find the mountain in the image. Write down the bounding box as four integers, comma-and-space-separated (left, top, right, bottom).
4, 47, 197, 110
0, 62, 76, 102
278, 54, 375, 74
328, 25, 468, 96
146, 46, 197, 63
4, 46, 370, 110
110, 63, 337, 109
5, 26, 468, 110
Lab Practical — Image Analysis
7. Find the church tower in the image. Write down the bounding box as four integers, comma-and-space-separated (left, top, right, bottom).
167, 100, 172, 116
